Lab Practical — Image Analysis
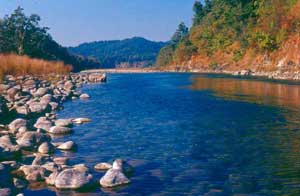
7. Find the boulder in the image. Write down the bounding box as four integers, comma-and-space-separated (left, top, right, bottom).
19, 165, 48, 181
54, 168, 93, 189
72, 118, 91, 124
29, 101, 50, 114
45, 171, 59, 185
64, 81, 74, 91
34, 88, 48, 97
22, 79, 37, 90
16, 132, 50, 148
34, 117, 53, 132
99, 159, 130, 187
38, 142, 55, 154
79, 93, 90, 99
55, 119, 72, 127
53, 157, 68, 165
8, 119, 27, 133
7, 87, 19, 99
0, 188, 11, 196
49, 102, 59, 111
32, 154, 51, 166
15, 105, 30, 115
94, 162, 112, 170
40, 94, 53, 104
42, 162, 61, 173
57, 141, 76, 151
0, 135, 20, 152
49, 126, 72, 134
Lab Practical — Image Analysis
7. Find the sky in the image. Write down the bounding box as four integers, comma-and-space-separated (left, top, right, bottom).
0, 0, 197, 47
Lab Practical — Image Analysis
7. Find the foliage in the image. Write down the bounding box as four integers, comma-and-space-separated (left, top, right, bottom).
0, 54, 72, 81
156, 45, 176, 67
171, 22, 189, 44
157, 0, 300, 67
68, 37, 166, 68
0, 7, 100, 72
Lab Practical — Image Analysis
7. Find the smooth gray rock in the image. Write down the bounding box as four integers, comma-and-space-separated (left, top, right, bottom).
55, 119, 72, 127
16, 132, 50, 148
8, 119, 27, 133
7, 87, 19, 99
64, 81, 74, 90
40, 94, 53, 104
29, 102, 49, 113
19, 165, 48, 181
0, 188, 11, 196
32, 154, 51, 166
45, 171, 59, 185
49, 102, 59, 111
53, 157, 68, 165
49, 126, 72, 134
72, 118, 91, 124
54, 168, 93, 189
99, 159, 130, 187
15, 105, 30, 115
94, 162, 112, 170
38, 142, 55, 154
57, 141, 76, 151
79, 93, 90, 99
34, 88, 48, 97
0, 135, 20, 152
34, 117, 53, 132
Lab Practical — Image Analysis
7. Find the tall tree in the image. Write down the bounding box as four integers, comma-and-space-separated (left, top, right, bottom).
171, 22, 189, 44
193, 1, 205, 25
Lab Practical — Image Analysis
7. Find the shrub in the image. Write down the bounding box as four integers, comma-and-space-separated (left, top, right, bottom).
0, 54, 72, 81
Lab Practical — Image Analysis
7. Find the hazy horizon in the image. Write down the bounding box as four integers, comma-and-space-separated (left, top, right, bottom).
0, 0, 196, 47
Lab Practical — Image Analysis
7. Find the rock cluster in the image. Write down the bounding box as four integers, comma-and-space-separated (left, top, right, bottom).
0, 73, 132, 195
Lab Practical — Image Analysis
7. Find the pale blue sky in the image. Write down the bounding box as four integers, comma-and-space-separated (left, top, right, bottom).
0, 0, 197, 46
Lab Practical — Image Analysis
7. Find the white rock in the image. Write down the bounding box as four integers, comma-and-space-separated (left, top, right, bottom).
57, 141, 76, 151
54, 168, 93, 189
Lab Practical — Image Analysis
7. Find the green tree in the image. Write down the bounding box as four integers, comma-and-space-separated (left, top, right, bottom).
193, 1, 205, 25
171, 22, 189, 44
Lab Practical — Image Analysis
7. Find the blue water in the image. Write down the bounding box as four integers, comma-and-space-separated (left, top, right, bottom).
25, 73, 300, 196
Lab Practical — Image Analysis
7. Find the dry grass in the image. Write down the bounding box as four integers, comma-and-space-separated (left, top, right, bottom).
0, 54, 72, 81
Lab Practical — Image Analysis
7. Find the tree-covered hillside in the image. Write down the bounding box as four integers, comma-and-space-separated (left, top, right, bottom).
0, 7, 100, 72
69, 37, 166, 68
157, 0, 300, 72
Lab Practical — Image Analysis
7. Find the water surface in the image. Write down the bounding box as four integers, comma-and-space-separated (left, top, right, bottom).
26, 73, 300, 196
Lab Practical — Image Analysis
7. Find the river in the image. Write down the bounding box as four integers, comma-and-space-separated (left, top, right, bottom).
25, 73, 300, 196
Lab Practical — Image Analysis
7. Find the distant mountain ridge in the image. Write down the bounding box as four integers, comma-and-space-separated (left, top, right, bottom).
68, 37, 166, 69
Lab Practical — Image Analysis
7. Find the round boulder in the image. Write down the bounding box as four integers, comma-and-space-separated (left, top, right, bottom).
54, 168, 93, 189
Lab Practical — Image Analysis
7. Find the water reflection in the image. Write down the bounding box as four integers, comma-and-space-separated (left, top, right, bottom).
190, 76, 300, 111
190, 75, 300, 196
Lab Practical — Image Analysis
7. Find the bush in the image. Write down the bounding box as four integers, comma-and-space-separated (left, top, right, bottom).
0, 54, 72, 81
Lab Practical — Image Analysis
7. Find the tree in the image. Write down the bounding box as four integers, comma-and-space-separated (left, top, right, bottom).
193, 1, 205, 25
0, 6, 50, 56
171, 22, 189, 44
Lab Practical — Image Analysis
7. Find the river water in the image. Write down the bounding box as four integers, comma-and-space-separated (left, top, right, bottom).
26, 73, 300, 196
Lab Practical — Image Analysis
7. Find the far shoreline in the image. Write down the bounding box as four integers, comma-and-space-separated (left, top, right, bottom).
81, 68, 300, 83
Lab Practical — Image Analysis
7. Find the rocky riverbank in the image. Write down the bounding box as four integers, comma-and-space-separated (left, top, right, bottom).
82, 67, 300, 81
0, 73, 132, 195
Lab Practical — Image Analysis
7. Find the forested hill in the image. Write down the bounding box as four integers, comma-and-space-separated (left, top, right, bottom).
157, 0, 300, 73
68, 37, 166, 68
0, 7, 101, 72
